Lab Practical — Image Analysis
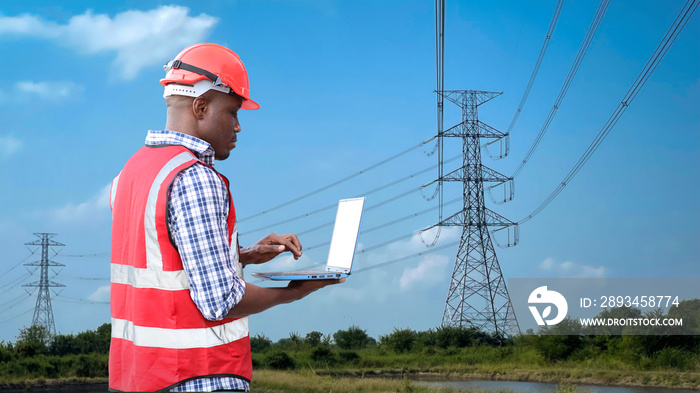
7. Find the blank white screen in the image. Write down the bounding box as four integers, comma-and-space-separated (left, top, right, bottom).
326, 197, 364, 271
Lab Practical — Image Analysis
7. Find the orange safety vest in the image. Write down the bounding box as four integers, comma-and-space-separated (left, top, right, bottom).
109, 145, 251, 392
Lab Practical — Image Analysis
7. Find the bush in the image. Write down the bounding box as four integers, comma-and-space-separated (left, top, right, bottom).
19, 355, 54, 378
339, 350, 360, 363
652, 348, 696, 370
50, 334, 77, 356
333, 326, 375, 350
435, 326, 484, 348
536, 335, 583, 362
310, 345, 336, 365
305, 331, 323, 347
251, 357, 261, 369
15, 325, 51, 357
250, 334, 272, 353
381, 328, 417, 353
265, 351, 295, 370
0, 341, 15, 363
75, 353, 108, 377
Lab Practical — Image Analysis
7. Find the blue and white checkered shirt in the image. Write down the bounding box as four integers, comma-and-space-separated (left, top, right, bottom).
145, 130, 249, 392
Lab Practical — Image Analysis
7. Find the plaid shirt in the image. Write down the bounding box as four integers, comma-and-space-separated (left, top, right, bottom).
145, 130, 249, 392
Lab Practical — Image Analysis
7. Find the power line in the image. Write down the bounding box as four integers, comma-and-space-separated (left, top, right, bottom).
507, 0, 610, 180
54, 296, 109, 305
504, 0, 565, 136
354, 241, 459, 274
0, 253, 35, 277
0, 293, 30, 309
262, 184, 439, 239
302, 197, 462, 253
519, 0, 699, 224
238, 135, 437, 223
0, 293, 30, 314
62, 276, 109, 281
251, 228, 459, 283
239, 155, 460, 237
0, 271, 32, 291
55, 253, 110, 258
1, 308, 33, 324
501, 0, 532, 91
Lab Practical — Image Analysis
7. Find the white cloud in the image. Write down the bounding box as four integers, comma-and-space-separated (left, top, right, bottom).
539, 257, 555, 270
0, 6, 218, 80
539, 257, 607, 278
0, 135, 23, 159
364, 225, 460, 292
48, 183, 111, 223
88, 285, 110, 302
13, 81, 83, 100
399, 254, 449, 290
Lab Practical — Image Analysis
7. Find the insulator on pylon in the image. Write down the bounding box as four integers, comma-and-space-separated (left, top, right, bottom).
487, 179, 515, 205
483, 134, 510, 160
491, 225, 519, 249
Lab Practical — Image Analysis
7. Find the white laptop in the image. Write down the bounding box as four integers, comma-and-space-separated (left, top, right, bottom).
251, 197, 365, 281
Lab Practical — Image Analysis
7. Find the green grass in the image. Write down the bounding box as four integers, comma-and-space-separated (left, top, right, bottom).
252, 346, 700, 390
251, 370, 508, 393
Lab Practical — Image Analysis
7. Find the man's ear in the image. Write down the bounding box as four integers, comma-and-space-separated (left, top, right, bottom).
192, 96, 208, 120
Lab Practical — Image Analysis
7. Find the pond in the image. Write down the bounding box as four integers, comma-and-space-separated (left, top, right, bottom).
416, 379, 699, 393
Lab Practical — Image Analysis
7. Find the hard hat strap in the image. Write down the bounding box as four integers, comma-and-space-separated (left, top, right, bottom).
164, 59, 245, 101
164, 59, 219, 83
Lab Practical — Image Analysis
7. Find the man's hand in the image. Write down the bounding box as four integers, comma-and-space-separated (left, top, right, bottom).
286, 278, 345, 297
225, 278, 345, 319
239, 233, 302, 266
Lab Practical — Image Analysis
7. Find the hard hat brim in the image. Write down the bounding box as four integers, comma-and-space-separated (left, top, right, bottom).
241, 97, 260, 110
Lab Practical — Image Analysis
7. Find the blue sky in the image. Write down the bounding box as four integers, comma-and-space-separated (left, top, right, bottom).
0, 1, 698, 343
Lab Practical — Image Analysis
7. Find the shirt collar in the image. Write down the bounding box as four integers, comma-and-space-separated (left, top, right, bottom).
145, 130, 216, 166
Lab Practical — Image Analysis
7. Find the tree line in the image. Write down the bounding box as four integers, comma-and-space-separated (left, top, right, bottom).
1, 299, 698, 381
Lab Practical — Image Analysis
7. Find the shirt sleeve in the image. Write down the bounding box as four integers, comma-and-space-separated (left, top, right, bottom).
167, 164, 245, 321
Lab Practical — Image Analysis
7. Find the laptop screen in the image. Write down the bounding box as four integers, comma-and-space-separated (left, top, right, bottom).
326, 197, 365, 271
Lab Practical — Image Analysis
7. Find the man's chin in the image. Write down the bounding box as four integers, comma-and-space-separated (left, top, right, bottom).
215, 150, 231, 161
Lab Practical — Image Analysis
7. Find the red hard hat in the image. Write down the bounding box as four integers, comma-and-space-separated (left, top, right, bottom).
160, 43, 260, 110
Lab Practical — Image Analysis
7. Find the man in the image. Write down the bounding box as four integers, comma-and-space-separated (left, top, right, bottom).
109, 42, 342, 392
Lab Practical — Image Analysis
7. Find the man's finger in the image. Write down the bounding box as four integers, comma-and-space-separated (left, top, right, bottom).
277, 237, 302, 258
258, 245, 285, 254
285, 234, 302, 253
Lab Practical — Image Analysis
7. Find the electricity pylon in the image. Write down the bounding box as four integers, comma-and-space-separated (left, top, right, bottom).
23, 233, 65, 337
432, 90, 520, 337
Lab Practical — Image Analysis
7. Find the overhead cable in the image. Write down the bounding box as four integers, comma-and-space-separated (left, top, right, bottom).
502, 0, 532, 91
239, 155, 460, 237
435, 0, 445, 225
238, 135, 437, 223
302, 197, 462, 253
504, 0, 565, 135
0, 293, 30, 314
509, 0, 610, 179
251, 229, 459, 282
0, 272, 32, 291
0, 253, 34, 277
1, 308, 33, 324
294, 186, 426, 237
354, 240, 459, 274
55, 253, 110, 258
54, 295, 109, 305
0, 293, 28, 309
519, 0, 699, 224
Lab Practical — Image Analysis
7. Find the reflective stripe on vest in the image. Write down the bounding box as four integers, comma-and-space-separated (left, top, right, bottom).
109, 145, 251, 392
111, 316, 248, 349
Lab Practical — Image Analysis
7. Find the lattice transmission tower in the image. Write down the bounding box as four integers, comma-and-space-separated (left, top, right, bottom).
23, 233, 65, 337
433, 90, 520, 337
